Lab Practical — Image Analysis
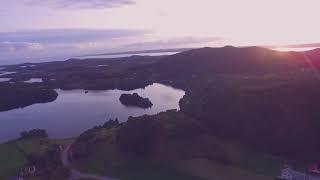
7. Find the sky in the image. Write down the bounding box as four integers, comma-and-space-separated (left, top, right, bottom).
0, 0, 320, 64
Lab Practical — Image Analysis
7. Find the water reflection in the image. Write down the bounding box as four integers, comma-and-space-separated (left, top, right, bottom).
0, 83, 185, 142
0, 71, 16, 76
0, 78, 11, 82
24, 78, 43, 83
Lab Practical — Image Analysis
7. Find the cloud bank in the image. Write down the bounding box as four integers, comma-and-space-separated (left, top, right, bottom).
0, 28, 146, 64
0, 29, 146, 44
0, 28, 223, 64
125, 36, 224, 50
25, 0, 135, 9
0, 42, 44, 53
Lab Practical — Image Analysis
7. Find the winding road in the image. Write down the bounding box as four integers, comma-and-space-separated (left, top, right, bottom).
61, 144, 117, 180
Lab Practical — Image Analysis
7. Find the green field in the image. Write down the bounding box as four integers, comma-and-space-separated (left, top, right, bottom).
176, 158, 273, 180
74, 149, 280, 180
71, 127, 282, 180
75, 155, 202, 180
0, 137, 73, 179
0, 136, 286, 180
0, 142, 27, 179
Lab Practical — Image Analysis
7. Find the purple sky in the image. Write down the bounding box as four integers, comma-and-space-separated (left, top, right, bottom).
0, 0, 320, 64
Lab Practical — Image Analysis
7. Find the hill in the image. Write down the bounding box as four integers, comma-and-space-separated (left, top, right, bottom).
67, 47, 320, 178
149, 47, 320, 160
148, 46, 301, 78
70, 111, 281, 180
2, 46, 320, 179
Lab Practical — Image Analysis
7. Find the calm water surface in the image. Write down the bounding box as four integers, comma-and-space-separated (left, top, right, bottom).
0, 83, 185, 142
24, 78, 43, 83
0, 71, 16, 76
0, 78, 11, 82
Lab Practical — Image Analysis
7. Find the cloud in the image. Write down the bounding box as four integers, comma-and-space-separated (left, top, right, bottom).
0, 30, 224, 61
124, 36, 225, 50
280, 43, 320, 48
265, 43, 320, 50
0, 29, 225, 64
0, 28, 147, 62
0, 29, 146, 44
0, 41, 44, 53
25, 0, 135, 9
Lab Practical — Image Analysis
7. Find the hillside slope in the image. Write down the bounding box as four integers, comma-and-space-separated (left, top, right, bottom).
149, 46, 303, 77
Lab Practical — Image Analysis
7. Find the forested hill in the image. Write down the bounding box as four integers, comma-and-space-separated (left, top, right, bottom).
148, 46, 320, 78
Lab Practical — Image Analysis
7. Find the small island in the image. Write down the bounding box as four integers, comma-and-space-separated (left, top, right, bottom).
119, 93, 153, 109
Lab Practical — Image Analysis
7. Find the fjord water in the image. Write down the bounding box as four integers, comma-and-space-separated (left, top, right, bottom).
0, 83, 185, 143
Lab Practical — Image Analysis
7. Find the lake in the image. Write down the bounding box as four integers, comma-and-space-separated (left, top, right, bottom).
24, 78, 43, 83
0, 78, 11, 82
0, 83, 185, 143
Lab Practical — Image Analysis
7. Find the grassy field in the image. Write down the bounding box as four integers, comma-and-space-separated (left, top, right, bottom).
176, 158, 273, 180
0, 142, 27, 179
0, 137, 74, 179
75, 156, 202, 180
0, 137, 50, 179
72, 131, 282, 180
73, 128, 201, 180
239, 150, 282, 177
0, 136, 284, 180
0, 137, 282, 180
172, 141, 282, 180
74, 148, 280, 180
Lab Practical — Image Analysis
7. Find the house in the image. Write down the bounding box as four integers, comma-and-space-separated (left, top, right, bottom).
308, 164, 320, 174
52, 144, 64, 152
18, 165, 37, 178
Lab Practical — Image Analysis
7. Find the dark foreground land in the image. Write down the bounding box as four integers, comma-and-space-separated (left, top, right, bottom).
0, 129, 72, 180
1, 46, 320, 179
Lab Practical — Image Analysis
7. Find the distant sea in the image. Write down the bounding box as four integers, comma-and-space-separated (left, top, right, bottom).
0, 51, 180, 66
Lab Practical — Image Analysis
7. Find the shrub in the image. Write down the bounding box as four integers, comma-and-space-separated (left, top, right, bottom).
20, 129, 48, 139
